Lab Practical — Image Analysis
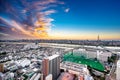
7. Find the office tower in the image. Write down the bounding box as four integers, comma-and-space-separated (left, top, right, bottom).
42, 54, 60, 80
116, 60, 120, 80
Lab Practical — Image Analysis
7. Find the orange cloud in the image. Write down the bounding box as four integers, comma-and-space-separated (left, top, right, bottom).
10, 20, 49, 38
0, 0, 65, 40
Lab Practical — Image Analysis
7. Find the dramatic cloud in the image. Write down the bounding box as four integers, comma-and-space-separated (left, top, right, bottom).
0, 0, 64, 39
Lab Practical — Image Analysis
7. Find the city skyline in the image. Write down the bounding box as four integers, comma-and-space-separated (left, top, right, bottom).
0, 0, 120, 40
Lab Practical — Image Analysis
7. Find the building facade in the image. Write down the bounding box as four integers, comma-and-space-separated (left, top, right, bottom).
42, 55, 60, 80
116, 60, 120, 80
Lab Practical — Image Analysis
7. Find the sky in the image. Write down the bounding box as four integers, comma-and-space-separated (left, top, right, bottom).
0, 0, 120, 40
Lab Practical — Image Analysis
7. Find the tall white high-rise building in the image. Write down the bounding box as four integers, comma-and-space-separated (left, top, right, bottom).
116, 60, 120, 80
42, 54, 60, 80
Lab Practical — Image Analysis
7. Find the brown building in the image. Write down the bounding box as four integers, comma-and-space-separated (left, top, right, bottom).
42, 59, 49, 79
0, 64, 4, 72
42, 55, 60, 80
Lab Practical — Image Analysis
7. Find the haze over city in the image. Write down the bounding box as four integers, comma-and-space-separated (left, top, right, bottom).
0, 0, 120, 40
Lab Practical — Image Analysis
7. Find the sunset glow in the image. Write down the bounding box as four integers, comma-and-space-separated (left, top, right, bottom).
0, 0, 120, 40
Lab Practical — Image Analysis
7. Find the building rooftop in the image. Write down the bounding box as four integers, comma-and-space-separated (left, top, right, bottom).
47, 54, 59, 60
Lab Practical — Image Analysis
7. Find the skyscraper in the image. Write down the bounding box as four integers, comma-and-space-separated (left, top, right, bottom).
42, 54, 60, 80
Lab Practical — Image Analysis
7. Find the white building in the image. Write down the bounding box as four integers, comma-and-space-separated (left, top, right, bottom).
45, 74, 52, 80
23, 43, 39, 50
116, 60, 120, 80
97, 51, 112, 62
15, 59, 31, 67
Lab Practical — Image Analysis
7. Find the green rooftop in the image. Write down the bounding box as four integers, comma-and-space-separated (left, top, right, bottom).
63, 52, 105, 71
